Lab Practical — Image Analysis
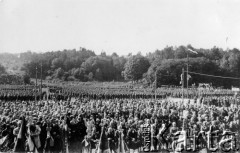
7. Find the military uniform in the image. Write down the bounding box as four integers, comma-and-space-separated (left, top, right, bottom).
127, 127, 139, 151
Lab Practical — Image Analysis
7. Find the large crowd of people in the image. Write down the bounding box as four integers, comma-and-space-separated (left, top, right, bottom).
0, 86, 239, 152
0, 84, 237, 101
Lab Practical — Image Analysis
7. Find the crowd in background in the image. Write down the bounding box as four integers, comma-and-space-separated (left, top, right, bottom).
0, 84, 237, 101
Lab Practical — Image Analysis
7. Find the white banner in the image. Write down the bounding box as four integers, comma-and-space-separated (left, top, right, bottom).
232, 87, 240, 91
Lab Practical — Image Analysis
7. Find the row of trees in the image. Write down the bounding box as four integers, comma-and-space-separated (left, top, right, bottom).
145, 45, 240, 88
20, 45, 240, 88
21, 48, 127, 82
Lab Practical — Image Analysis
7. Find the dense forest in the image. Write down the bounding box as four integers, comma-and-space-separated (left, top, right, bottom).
1, 45, 240, 88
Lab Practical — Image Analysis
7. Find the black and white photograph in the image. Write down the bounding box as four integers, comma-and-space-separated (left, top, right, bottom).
0, 0, 240, 152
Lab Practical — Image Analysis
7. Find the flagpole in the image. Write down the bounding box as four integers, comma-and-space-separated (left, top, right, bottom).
182, 68, 184, 102
40, 62, 42, 100
187, 52, 189, 100
155, 70, 157, 100
35, 66, 37, 102
226, 37, 229, 52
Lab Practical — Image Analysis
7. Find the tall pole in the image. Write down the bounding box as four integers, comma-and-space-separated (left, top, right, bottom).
40, 62, 43, 100
35, 66, 38, 102
182, 68, 184, 102
131, 81, 133, 99
155, 70, 157, 100
187, 52, 189, 99
226, 37, 229, 52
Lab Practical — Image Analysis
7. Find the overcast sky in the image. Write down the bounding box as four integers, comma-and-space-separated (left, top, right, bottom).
0, 0, 240, 55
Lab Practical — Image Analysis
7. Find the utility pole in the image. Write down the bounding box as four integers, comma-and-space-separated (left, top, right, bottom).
187, 52, 189, 100
182, 68, 184, 102
35, 66, 38, 102
155, 70, 157, 100
186, 48, 198, 100
40, 62, 43, 100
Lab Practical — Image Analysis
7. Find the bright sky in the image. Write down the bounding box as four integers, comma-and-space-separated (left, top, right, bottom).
0, 0, 240, 55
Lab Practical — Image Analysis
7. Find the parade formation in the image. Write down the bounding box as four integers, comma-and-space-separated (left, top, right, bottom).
0, 84, 239, 153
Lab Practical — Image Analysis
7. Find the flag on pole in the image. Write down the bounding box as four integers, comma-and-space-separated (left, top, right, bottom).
13, 117, 27, 152
187, 48, 198, 54
117, 131, 129, 153
65, 122, 69, 153
0, 136, 7, 145
187, 74, 191, 81
180, 73, 183, 84
97, 126, 110, 153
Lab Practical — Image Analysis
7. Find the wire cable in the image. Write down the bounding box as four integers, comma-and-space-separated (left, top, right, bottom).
185, 71, 240, 80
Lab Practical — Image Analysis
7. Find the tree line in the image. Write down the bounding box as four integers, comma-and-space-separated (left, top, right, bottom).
19, 45, 240, 88
0, 63, 30, 85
